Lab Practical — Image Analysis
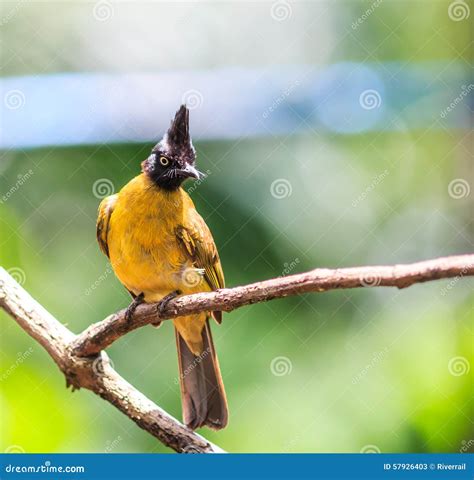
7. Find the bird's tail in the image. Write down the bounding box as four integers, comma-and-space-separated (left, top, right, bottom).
175, 320, 228, 430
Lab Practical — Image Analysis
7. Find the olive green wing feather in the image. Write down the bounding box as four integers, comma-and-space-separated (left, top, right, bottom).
176, 209, 225, 323
96, 194, 117, 258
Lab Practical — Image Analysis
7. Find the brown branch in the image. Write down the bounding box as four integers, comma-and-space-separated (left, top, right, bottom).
0, 267, 224, 454
72, 254, 474, 357
1, 254, 473, 452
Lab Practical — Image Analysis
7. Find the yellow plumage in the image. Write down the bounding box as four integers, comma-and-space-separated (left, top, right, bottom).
97, 173, 224, 355
96, 104, 228, 430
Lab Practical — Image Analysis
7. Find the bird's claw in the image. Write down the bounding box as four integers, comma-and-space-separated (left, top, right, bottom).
157, 290, 181, 317
125, 293, 144, 324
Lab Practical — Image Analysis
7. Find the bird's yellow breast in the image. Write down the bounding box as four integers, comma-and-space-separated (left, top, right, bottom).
107, 174, 200, 301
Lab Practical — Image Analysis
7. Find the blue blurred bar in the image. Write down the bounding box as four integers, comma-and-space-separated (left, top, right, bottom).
1, 453, 473, 479
0, 63, 471, 149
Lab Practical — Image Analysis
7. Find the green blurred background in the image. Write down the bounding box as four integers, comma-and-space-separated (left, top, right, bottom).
1, 1, 472, 453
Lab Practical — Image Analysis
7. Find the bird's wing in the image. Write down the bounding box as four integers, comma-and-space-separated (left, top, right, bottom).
176, 209, 225, 323
96, 194, 118, 258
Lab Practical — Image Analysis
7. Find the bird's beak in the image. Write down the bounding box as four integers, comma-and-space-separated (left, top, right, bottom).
177, 164, 201, 180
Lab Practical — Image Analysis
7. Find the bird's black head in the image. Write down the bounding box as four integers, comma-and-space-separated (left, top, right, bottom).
142, 105, 202, 191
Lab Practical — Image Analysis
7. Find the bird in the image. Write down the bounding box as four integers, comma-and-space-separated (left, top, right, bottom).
96, 105, 228, 430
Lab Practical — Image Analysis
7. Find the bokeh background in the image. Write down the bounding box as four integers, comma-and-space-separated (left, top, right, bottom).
1, 0, 473, 454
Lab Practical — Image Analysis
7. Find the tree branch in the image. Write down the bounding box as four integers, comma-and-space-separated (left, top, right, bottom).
0, 267, 224, 454
72, 254, 474, 357
1, 254, 473, 452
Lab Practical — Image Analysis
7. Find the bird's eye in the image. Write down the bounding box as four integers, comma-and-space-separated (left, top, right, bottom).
159, 156, 170, 167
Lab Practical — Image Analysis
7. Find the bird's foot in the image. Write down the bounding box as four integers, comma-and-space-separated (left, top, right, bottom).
156, 290, 181, 319
125, 293, 145, 324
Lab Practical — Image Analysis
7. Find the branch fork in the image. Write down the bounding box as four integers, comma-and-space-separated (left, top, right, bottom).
1, 254, 473, 452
